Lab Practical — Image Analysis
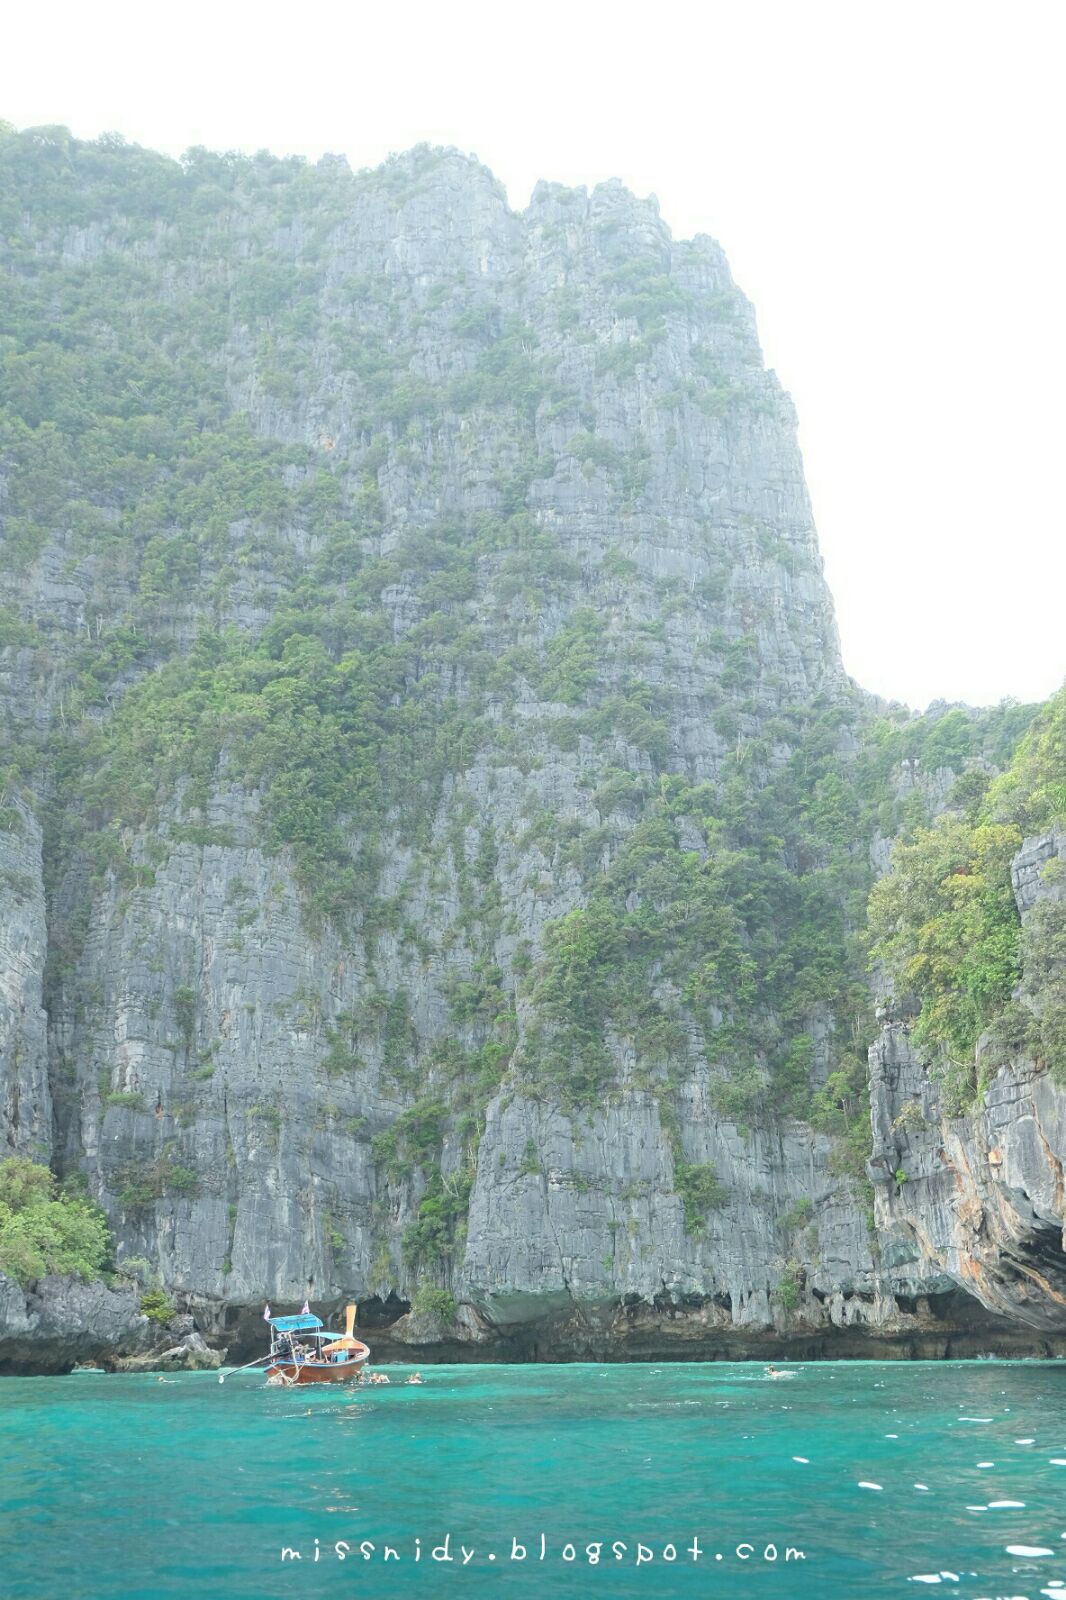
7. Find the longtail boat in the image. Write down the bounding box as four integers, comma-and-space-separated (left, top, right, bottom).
218, 1302, 369, 1386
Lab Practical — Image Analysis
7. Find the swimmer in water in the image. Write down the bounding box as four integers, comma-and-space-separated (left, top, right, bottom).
407, 1372, 423, 1385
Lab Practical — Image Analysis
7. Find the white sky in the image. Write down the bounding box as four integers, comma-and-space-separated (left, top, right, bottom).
4, 0, 1064, 711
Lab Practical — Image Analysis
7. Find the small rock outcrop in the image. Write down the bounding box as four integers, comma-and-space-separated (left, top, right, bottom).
0, 1274, 226, 1373
114, 1326, 223, 1373
0, 1273, 151, 1374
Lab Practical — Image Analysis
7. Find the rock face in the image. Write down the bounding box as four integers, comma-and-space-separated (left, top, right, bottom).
0, 1273, 225, 1373
114, 1320, 223, 1373
0, 1271, 150, 1374
464, 1088, 876, 1330
870, 830, 1066, 1331
0, 128, 1062, 1368
0, 801, 51, 1160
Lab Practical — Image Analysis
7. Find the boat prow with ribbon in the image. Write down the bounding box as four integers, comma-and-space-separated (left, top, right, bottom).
218, 1302, 369, 1387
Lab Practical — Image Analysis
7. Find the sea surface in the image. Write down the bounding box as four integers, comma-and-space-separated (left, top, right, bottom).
3, 1359, 1066, 1598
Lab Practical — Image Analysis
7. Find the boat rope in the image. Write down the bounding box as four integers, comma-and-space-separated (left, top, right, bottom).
217, 1352, 271, 1385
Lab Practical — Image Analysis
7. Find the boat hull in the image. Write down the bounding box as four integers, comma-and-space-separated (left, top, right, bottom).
266, 1355, 367, 1385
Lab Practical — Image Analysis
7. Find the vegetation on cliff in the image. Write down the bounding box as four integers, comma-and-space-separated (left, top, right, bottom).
0, 122, 1060, 1315
0, 1157, 111, 1285
870, 688, 1066, 1107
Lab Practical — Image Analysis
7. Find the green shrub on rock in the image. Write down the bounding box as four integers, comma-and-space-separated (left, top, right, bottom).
0, 1157, 111, 1285
139, 1287, 176, 1322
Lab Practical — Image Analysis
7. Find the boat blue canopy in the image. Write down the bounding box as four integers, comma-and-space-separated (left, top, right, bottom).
269, 1314, 323, 1332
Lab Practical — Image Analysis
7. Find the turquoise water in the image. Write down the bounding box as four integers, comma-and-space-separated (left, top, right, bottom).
3, 1362, 1066, 1598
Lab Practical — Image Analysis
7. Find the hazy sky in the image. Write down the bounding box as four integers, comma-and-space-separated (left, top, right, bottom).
4, 0, 1064, 710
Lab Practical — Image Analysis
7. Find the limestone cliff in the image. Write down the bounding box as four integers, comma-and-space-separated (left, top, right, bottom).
0, 126, 1061, 1366
871, 828, 1066, 1332
0, 800, 50, 1160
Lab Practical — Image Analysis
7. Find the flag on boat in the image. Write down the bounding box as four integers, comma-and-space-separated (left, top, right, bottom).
263, 1303, 271, 1321
301, 1300, 310, 1315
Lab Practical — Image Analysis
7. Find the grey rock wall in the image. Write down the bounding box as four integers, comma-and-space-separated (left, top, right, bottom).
5, 150, 861, 1343
0, 802, 51, 1159
1, 139, 1061, 1366
0, 1271, 150, 1374
870, 830, 1066, 1330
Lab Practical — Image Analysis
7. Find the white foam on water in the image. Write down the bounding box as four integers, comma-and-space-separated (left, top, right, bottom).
910, 1577, 942, 1585
792, 1456, 809, 1463
858, 1481, 883, 1491
1007, 1545, 1054, 1557
940, 1573, 960, 1582
988, 1501, 1027, 1509
1049, 1459, 1066, 1466
914, 1483, 931, 1491
967, 1506, 989, 1512
886, 1433, 899, 1438
1016, 1439, 1036, 1445
977, 1461, 996, 1468
960, 1417, 994, 1423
